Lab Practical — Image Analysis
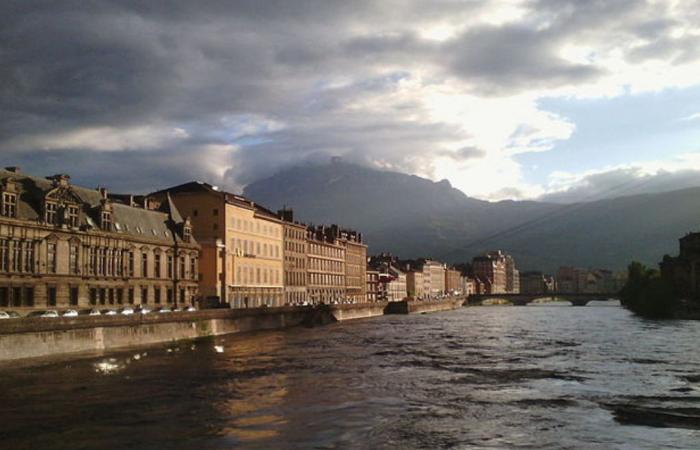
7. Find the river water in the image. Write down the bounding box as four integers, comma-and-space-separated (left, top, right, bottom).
2, 304, 700, 449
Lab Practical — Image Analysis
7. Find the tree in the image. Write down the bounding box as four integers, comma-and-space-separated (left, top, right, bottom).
620, 261, 678, 319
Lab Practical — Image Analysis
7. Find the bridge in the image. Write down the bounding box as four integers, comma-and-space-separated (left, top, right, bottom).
467, 292, 621, 307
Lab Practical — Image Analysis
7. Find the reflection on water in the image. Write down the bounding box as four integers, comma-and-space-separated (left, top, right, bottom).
1, 306, 700, 449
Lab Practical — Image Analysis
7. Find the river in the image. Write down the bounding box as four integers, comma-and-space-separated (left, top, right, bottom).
1, 303, 700, 449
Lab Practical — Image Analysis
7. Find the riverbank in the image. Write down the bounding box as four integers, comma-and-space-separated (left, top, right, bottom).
0, 299, 463, 364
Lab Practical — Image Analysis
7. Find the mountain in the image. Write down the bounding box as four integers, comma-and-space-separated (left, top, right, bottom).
243, 160, 700, 272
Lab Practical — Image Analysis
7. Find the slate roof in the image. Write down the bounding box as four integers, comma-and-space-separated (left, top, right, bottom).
0, 169, 192, 244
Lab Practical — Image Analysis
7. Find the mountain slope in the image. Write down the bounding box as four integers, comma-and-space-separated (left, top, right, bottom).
243, 161, 699, 272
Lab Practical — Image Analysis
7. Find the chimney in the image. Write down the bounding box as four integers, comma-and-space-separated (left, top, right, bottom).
97, 187, 108, 199
5, 166, 20, 173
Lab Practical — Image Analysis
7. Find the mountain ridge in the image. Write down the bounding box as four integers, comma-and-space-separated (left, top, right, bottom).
243, 161, 700, 272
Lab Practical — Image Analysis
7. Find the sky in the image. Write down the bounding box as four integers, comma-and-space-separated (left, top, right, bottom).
3, 0, 700, 202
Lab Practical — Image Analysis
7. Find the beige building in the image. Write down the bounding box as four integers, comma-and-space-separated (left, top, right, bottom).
278, 209, 307, 304
366, 269, 379, 302
338, 230, 367, 303
0, 168, 199, 313
154, 182, 284, 308
307, 226, 346, 304
445, 267, 462, 294
422, 260, 446, 297
406, 270, 424, 299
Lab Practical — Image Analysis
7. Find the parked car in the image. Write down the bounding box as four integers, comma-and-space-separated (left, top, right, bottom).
101, 309, 117, 316
118, 307, 134, 315
135, 306, 151, 315
185, 305, 197, 312
157, 307, 173, 313
6, 311, 20, 319
172, 307, 183, 312
62, 310, 79, 317
40, 310, 60, 318
0, 311, 10, 319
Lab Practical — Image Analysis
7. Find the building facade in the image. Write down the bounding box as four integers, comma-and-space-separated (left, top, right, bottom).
0, 168, 199, 313
278, 209, 308, 304
306, 226, 346, 304
339, 232, 367, 303
445, 267, 462, 294
472, 251, 508, 294
406, 269, 424, 299
366, 269, 379, 302
422, 260, 445, 297
505, 255, 520, 294
153, 182, 284, 308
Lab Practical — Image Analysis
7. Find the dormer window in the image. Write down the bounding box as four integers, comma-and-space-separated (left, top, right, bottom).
101, 210, 112, 231
45, 201, 58, 225
1, 192, 16, 218
67, 205, 79, 228
183, 224, 192, 242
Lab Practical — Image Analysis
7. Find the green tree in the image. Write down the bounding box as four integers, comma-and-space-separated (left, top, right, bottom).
620, 261, 678, 318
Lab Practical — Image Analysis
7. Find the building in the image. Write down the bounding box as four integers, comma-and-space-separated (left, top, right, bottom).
306, 225, 346, 304
422, 259, 446, 297
278, 209, 307, 304
406, 269, 424, 299
0, 168, 200, 313
366, 269, 380, 302
505, 255, 520, 294
337, 229, 367, 303
444, 267, 462, 294
152, 182, 284, 308
519, 271, 549, 294
380, 265, 407, 301
472, 251, 508, 294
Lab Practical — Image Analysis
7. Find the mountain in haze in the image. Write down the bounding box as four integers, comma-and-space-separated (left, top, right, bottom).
243, 160, 700, 272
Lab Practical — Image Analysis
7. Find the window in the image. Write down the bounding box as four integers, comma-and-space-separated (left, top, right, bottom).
129, 251, 135, 277
99, 288, 106, 305
0, 287, 7, 307
128, 288, 134, 304
0, 239, 7, 272
23, 241, 34, 273
89, 288, 97, 305
154, 253, 161, 278
108, 288, 115, 305
166, 288, 173, 304
67, 205, 79, 227
179, 256, 186, 279
101, 211, 112, 231
183, 225, 192, 242
116, 288, 123, 305
47, 243, 57, 274
179, 288, 185, 304
69, 244, 79, 274
167, 255, 173, 279
25, 287, 34, 306
12, 287, 21, 307
70, 287, 79, 306
47, 286, 57, 306
154, 287, 161, 304
45, 202, 57, 224
2, 192, 17, 217
141, 287, 148, 304
190, 257, 196, 280
141, 252, 148, 278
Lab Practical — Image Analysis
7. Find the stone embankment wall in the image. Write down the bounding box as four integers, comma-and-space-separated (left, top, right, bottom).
0, 306, 312, 363
329, 302, 388, 321
0, 298, 466, 364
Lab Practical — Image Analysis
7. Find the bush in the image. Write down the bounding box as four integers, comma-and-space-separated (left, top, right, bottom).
620, 261, 679, 319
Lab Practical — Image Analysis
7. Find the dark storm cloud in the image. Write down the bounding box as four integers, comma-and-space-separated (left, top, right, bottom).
1, 0, 700, 197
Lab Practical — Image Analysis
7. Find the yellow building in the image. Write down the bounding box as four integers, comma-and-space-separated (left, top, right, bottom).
306, 226, 345, 304
152, 182, 284, 308
278, 209, 308, 304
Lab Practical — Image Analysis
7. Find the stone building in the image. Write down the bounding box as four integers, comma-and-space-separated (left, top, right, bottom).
338, 230, 367, 303
422, 259, 446, 297
519, 271, 549, 294
152, 182, 284, 308
380, 265, 407, 301
306, 225, 346, 304
278, 209, 308, 304
366, 269, 379, 302
406, 269, 424, 299
472, 251, 508, 294
0, 168, 199, 313
444, 267, 462, 294
505, 254, 520, 294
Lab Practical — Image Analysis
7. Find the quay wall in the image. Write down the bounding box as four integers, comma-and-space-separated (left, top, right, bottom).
386, 297, 465, 314
329, 302, 387, 321
0, 306, 311, 363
